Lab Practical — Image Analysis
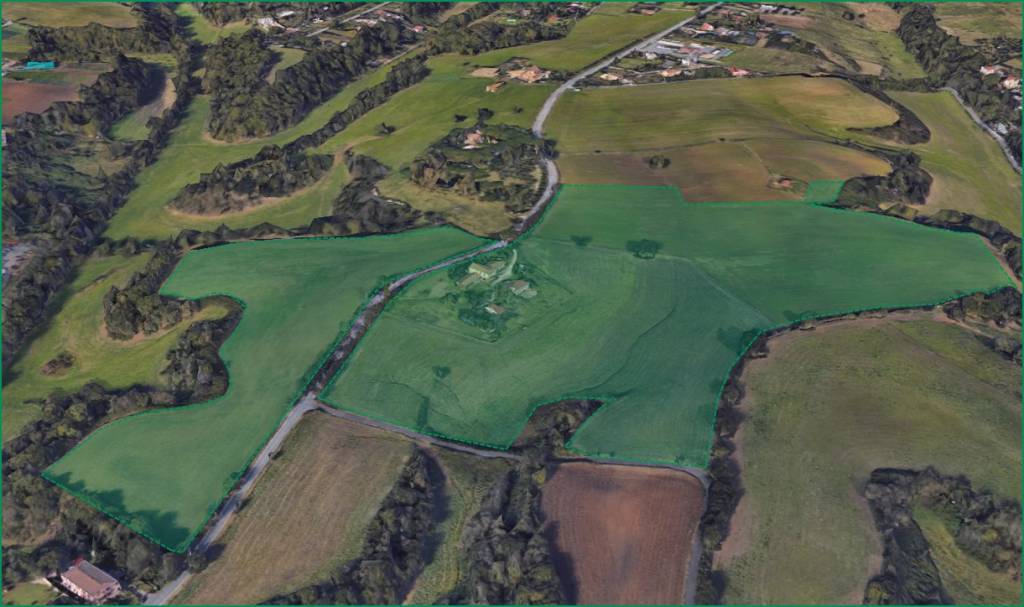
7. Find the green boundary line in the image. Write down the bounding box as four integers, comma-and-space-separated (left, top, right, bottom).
319, 181, 1016, 469
41, 226, 495, 553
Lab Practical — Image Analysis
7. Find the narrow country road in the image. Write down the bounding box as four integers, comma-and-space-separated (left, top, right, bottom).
940, 86, 1022, 173
146, 7, 718, 602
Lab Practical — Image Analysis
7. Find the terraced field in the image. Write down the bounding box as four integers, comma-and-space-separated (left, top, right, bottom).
546, 77, 894, 201
44, 229, 488, 551
322, 184, 1011, 467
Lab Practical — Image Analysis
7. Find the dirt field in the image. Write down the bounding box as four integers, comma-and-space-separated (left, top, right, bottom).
178, 412, 413, 605
541, 462, 705, 605
2, 80, 80, 124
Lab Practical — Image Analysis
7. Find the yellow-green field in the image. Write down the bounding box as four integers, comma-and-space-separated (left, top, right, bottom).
934, 3, 1022, 45
175, 3, 250, 45
473, 3, 694, 72
179, 413, 412, 604
547, 76, 894, 201
719, 318, 1021, 604
881, 90, 1021, 233
2, 2, 137, 28
2, 253, 229, 442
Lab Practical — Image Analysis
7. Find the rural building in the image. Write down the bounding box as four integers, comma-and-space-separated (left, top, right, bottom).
486, 81, 506, 93
60, 558, 120, 604
660, 67, 684, 78
1001, 77, 1020, 90
508, 65, 550, 83
599, 72, 622, 82
980, 65, 1002, 76
463, 130, 493, 149
700, 22, 715, 32
509, 280, 537, 298
728, 66, 752, 77
484, 303, 506, 315
468, 260, 504, 280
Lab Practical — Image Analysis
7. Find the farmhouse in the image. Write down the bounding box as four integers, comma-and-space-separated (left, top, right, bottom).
486, 81, 506, 93
509, 279, 537, 298
60, 558, 120, 603
467, 260, 505, 280
484, 303, 506, 315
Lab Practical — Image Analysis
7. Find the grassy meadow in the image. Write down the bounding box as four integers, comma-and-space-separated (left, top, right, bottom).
875, 90, 1021, 233
175, 3, 250, 44
43, 229, 489, 551
323, 185, 1011, 467
2, 2, 137, 28
2, 253, 229, 442
1, 582, 59, 606
179, 413, 412, 604
933, 3, 1022, 45
473, 3, 693, 72
719, 318, 1021, 604
547, 76, 894, 201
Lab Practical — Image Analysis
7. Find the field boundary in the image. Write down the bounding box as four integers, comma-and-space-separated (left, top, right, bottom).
42, 226, 495, 553
319, 182, 1016, 469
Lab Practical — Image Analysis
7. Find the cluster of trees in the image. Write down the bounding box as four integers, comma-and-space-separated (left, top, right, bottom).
269, 449, 438, 604
207, 22, 412, 139
836, 148, 932, 207
425, 4, 568, 56
102, 245, 197, 340
896, 4, 1022, 163
27, 3, 180, 61
169, 145, 334, 215
3, 23, 196, 372
410, 123, 554, 213
203, 30, 276, 141
3, 383, 187, 591
863, 467, 1021, 604
162, 310, 239, 403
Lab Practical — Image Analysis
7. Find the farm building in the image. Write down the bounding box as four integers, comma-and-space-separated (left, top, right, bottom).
60, 558, 120, 603
486, 81, 506, 93
509, 279, 537, 298
508, 65, 550, 83
484, 303, 506, 315
467, 260, 504, 280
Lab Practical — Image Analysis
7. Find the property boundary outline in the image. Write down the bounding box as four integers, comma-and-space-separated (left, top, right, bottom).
42, 225, 496, 553
319, 181, 1017, 468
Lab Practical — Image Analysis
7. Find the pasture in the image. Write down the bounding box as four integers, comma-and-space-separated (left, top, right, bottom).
322, 184, 1011, 467
547, 77, 893, 201
2, 2, 137, 28
175, 3, 250, 44
761, 4, 923, 78
933, 3, 1022, 45
541, 462, 704, 604
179, 413, 412, 604
718, 318, 1021, 604
44, 229, 489, 551
473, 4, 693, 72
2, 253, 228, 442
111, 72, 176, 141
874, 90, 1021, 233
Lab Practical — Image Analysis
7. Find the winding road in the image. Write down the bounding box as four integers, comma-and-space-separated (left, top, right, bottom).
146, 7, 717, 603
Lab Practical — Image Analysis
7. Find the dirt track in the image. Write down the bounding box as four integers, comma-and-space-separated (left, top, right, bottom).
541, 462, 705, 605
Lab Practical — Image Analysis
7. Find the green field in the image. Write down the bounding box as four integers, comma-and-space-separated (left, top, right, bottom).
2, 2, 137, 28
175, 3, 250, 44
2, 582, 59, 606
767, 4, 924, 78
720, 319, 1021, 604
322, 184, 1011, 467
267, 47, 305, 84
472, 3, 693, 72
547, 76, 894, 202
874, 90, 1021, 233
44, 229, 488, 551
934, 3, 1022, 45
2, 253, 228, 442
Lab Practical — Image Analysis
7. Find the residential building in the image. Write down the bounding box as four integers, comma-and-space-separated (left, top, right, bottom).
61, 559, 120, 604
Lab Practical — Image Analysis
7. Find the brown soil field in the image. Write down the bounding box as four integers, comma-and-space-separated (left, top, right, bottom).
178, 412, 413, 605
541, 462, 705, 605
2, 81, 80, 124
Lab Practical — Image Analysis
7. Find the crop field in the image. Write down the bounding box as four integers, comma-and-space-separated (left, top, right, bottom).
934, 3, 1022, 45
179, 413, 412, 605
547, 77, 894, 201
1, 21, 32, 58
2, 63, 112, 125
2, 253, 228, 442
43, 229, 488, 551
718, 318, 1021, 604
873, 90, 1021, 233
472, 3, 693, 73
761, 4, 923, 78
541, 462, 704, 604
2, 2, 137, 28
322, 184, 1011, 467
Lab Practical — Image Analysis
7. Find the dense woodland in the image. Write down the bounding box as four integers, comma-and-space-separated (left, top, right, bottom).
202, 30, 276, 140
27, 3, 179, 61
